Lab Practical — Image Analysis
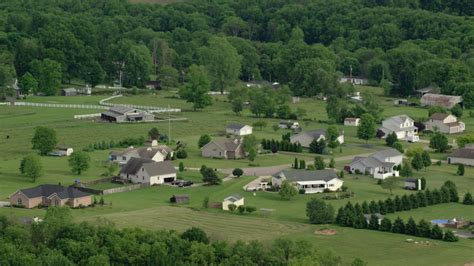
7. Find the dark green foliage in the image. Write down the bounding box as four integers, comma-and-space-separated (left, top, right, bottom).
379, 218, 392, 232
411, 153, 424, 171
392, 142, 404, 153
400, 163, 413, 177
421, 151, 431, 168
181, 227, 209, 244
441, 181, 459, 202
31, 126, 58, 155
232, 168, 243, 178
405, 217, 418, 236
293, 157, 299, 169
450, 105, 463, 118
368, 214, 379, 230
148, 128, 160, 140
429, 132, 449, 152
179, 162, 185, 172
369, 201, 380, 214
443, 230, 458, 242
314, 156, 326, 170
391, 217, 405, 234
176, 148, 188, 159
306, 198, 334, 224
201, 167, 221, 185
384, 198, 395, 213
417, 219, 432, 238
198, 135, 211, 148
361, 201, 369, 214
357, 114, 376, 142
385, 132, 398, 147
68, 151, 90, 175
299, 159, 306, 169
309, 138, 326, 154
457, 164, 465, 176
420, 177, 427, 190
329, 158, 335, 168
430, 225, 444, 240
462, 192, 473, 205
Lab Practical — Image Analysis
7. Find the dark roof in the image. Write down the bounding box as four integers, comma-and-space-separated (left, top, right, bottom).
206, 138, 241, 152
224, 194, 244, 202
430, 113, 450, 120
18, 184, 90, 199
226, 124, 247, 130
120, 157, 176, 176
449, 148, 474, 160
404, 178, 418, 183
273, 169, 339, 182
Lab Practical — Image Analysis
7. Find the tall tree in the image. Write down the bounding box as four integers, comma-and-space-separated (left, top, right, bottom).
21, 154, 43, 182
200, 36, 241, 94
68, 151, 90, 175
179, 65, 212, 111
279, 180, 298, 200
357, 113, 376, 143
429, 132, 449, 152
306, 198, 334, 224
30, 59, 62, 96
31, 127, 58, 155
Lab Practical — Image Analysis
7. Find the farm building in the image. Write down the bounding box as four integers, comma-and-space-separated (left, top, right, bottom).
119, 158, 176, 185
344, 117, 360, 126
350, 149, 403, 179
420, 93, 463, 109
201, 138, 245, 159
170, 194, 189, 204
222, 194, 244, 211
448, 145, 474, 166
101, 106, 154, 123
339, 76, 368, 85
225, 124, 253, 136
424, 113, 465, 134
290, 129, 344, 148
9, 184, 92, 209
271, 169, 343, 194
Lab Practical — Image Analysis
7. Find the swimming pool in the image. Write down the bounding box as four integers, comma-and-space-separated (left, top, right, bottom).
431, 219, 450, 225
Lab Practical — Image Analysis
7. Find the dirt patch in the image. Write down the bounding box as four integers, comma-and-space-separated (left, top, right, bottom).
463, 262, 474, 266
314, 229, 337, 236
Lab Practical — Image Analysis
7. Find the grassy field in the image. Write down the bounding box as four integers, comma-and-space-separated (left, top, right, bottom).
1, 88, 474, 265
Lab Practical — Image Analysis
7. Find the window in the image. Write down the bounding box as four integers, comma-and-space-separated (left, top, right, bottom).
142, 168, 144, 172
17, 198, 22, 206
122, 156, 126, 160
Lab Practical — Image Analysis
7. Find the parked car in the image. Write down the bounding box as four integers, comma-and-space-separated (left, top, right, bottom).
178, 180, 193, 187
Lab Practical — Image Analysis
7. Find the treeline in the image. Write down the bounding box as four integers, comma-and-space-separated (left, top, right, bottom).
0, 207, 363, 265
0, 0, 474, 103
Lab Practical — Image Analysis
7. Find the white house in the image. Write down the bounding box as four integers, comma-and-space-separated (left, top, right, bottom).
448, 145, 474, 166
271, 169, 343, 194
109, 146, 172, 165
344, 117, 360, 127
226, 124, 253, 136
290, 129, 344, 148
222, 194, 244, 211
379, 115, 419, 142
350, 149, 403, 179
424, 113, 465, 134
119, 158, 176, 185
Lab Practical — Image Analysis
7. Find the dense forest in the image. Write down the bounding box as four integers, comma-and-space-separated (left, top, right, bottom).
0, 208, 358, 265
0, 0, 473, 104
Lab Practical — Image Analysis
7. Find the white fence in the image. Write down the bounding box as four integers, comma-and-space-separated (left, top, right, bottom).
74, 113, 102, 119
99, 94, 181, 113
0, 102, 11, 106
13, 102, 108, 110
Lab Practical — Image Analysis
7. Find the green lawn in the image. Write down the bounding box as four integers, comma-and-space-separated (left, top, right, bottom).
1, 89, 474, 265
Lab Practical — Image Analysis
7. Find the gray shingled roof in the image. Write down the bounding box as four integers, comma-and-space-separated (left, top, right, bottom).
449, 147, 474, 159
430, 113, 450, 121
120, 157, 176, 176
273, 169, 339, 182
18, 184, 90, 199
351, 149, 402, 168
211, 138, 241, 152
226, 124, 247, 130
224, 194, 244, 202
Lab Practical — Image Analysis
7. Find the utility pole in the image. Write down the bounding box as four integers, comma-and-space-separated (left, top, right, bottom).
168, 104, 171, 145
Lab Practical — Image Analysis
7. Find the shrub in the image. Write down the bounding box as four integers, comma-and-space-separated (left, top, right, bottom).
178, 162, 185, 172
181, 227, 209, 244
176, 148, 188, 159
232, 168, 244, 178
306, 198, 334, 224
443, 230, 458, 242
245, 206, 256, 214
228, 204, 236, 212
237, 205, 246, 214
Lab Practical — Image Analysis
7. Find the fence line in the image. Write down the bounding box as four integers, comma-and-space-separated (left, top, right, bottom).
99, 94, 181, 113
74, 113, 102, 119
0, 102, 11, 106
13, 101, 108, 110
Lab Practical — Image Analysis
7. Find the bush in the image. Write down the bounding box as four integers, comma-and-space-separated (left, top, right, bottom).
228, 204, 236, 212
306, 198, 334, 224
245, 206, 256, 214
178, 162, 185, 172
181, 227, 209, 244
232, 168, 243, 178
299, 189, 306, 194
443, 230, 458, 242
176, 148, 188, 159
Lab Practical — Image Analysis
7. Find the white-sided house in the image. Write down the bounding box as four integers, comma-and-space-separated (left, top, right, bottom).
379, 115, 419, 142
222, 194, 244, 211
340, 76, 368, 85
290, 129, 344, 148
344, 118, 360, 127
272, 169, 343, 194
350, 149, 403, 179
119, 158, 176, 185
109, 146, 172, 165
226, 124, 253, 136
424, 113, 465, 134
448, 145, 474, 166
49, 145, 74, 157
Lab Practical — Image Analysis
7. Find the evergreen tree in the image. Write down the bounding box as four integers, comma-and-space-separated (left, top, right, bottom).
421, 151, 431, 168
411, 153, 424, 171
293, 158, 299, 169
314, 156, 326, 170
299, 159, 306, 169
462, 192, 473, 205
430, 224, 444, 240
384, 198, 396, 213
417, 219, 432, 238
391, 217, 405, 234
309, 138, 326, 154
379, 218, 392, 232
400, 163, 413, 177
343, 202, 356, 227
405, 217, 418, 236
440, 187, 451, 203
353, 211, 367, 229
409, 194, 419, 209
377, 200, 386, 215
416, 191, 427, 207
431, 189, 441, 204
385, 132, 398, 147
369, 200, 379, 214
443, 230, 458, 242
425, 189, 434, 205
368, 214, 380, 230
441, 180, 459, 202
394, 196, 403, 212
329, 158, 335, 168
401, 195, 412, 210
361, 201, 369, 214
335, 207, 346, 225
420, 177, 427, 190
457, 164, 465, 176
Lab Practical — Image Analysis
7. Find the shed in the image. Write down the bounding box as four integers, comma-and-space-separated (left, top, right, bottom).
61, 88, 78, 96
170, 194, 189, 204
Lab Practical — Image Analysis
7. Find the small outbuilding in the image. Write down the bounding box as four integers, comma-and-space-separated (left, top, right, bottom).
222, 194, 244, 211
170, 194, 189, 204
49, 145, 74, 157
61, 88, 78, 96
226, 124, 253, 136
344, 117, 360, 127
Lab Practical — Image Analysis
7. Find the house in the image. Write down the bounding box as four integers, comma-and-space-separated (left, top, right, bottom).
170, 194, 189, 204
61, 88, 78, 96
448, 145, 474, 166
78, 85, 92, 95
201, 138, 245, 159
350, 149, 403, 179
379, 115, 419, 142
279, 121, 300, 130
424, 113, 465, 134
49, 145, 74, 157
290, 129, 344, 148
364, 213, 384, 224
416, 85, 440, 97
119, 158, 176, 185
404, 178, 422, 190
101, 106, 155, 123
226, 124, 253, 136
222, 194, 244, 211
271, 169, 343, 194
421, 93, 463, 109
109, 146, 172, 165
9, 184, 92, 209
339, 76, 368, 85
344, 118, 360, 127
